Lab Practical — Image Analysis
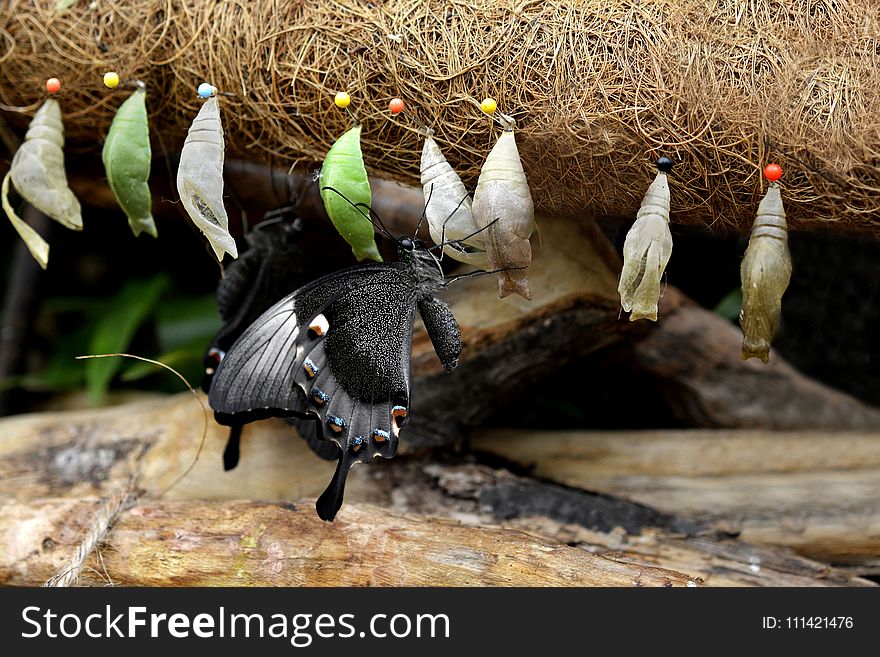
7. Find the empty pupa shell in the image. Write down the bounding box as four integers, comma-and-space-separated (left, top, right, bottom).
740, 185, 792, 363
1, 172, 49, 268
420, 132, 488, 269
177, 96, 237, 261
471, 116, 535, 299
319, 125, 382, 262
618, 171, 673, 321
2, 98, 82, 268
102, 88, 157, 238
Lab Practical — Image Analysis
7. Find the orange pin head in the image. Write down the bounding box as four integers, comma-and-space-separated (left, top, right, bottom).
389, 98, 405, 114
763, 163, 782, 182
45, 78, 61, 94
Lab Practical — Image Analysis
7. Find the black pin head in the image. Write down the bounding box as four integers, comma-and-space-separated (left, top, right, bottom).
657, 156, 674, 173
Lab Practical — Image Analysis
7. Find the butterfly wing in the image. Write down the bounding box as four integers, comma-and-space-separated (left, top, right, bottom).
204, 220, 309, 394
208, 263, 417, 520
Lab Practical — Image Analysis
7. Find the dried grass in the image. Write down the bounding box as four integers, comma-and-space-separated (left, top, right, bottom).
2, 0, 880, 233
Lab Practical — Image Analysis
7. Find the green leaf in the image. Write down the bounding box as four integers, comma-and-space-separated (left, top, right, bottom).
85, 275, 169, 405
54, 0, 77, 12
155, 294, 221, 351
20, 321, 96, 391
120, 339, 206, 382
713, 287, 742, 322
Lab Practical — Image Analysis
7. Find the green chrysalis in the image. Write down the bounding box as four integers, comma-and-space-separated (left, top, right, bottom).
320, 126, 382, 262
102, 87, 157, 238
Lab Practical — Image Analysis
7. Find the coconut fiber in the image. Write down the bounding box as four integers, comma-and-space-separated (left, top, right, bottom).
1, 0, 879, 233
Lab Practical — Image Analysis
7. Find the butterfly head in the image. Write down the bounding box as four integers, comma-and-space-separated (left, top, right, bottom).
398, 235, 446, 290
397, 235, 426, 257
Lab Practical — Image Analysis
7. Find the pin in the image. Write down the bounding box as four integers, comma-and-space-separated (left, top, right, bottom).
198, 82, 217, 98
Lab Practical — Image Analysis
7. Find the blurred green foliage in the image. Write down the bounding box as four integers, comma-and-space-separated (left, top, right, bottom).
713, 287, 742, 322
14, 273, 220, 405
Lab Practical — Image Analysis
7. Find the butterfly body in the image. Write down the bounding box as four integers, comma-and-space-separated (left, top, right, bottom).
208, 238, 461, 520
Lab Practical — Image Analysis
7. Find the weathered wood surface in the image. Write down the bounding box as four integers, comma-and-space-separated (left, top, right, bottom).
1, 499, 695, 587
1, 396, 875, 586
4, 496, 869, 587
385, 462, 873, 587
472, 429, 880, 570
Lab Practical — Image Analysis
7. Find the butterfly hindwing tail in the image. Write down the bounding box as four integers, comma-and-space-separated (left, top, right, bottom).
222, 425, 244, 471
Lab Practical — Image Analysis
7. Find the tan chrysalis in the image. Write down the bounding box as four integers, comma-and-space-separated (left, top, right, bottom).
618, 159, 674, 321
471, 114, 535, 300
740, 183, 791, 362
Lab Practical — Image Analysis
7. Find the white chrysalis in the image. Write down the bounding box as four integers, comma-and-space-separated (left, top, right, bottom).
740, 184, 792, 362
618, 169, 673, 321
420, 130, 489, 269
176, 96, 237, 261
471, 114, 535, 300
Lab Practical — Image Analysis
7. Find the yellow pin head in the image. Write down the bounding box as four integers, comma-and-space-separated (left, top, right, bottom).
334, 92, 351, 109
103, 71, 120, 89
481, 97, 498, 115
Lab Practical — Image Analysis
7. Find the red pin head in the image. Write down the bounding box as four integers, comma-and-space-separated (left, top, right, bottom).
45, 78, 61, 94
763, 163, 782, 182
389, 98, 405, 114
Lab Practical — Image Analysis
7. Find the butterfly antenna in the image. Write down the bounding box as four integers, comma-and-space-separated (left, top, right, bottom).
430, 216, 502, 259
415, 183, 433, 237
261, 202, 299, 225
443, 263, 529, 287
320, 185, 396, 240
352, 202, 396, 241
436, 192, 473, 263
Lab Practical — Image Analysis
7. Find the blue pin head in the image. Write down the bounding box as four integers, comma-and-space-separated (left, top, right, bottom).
197, 82, 217, 99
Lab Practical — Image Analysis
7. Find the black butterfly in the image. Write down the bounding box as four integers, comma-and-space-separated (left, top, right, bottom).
208, 203, 470, 520
202, 211, 312, 471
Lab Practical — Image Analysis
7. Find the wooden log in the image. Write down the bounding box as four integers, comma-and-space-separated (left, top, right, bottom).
471, 429, 880, 570
0, 394, 365, 503
0, 499, 694, 587
1, 398, 874, 586
634, 293, 880, 429
385, 460, 874, 587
